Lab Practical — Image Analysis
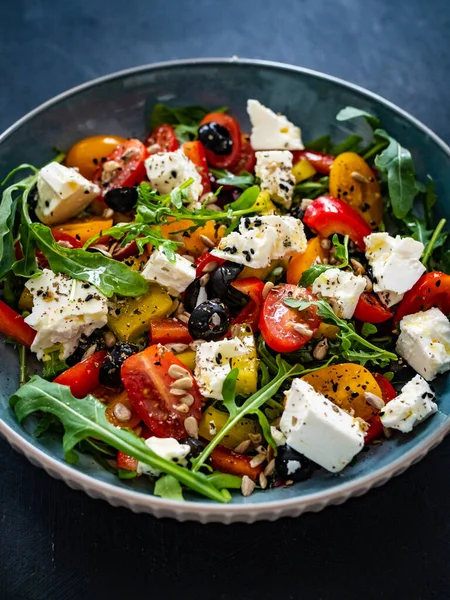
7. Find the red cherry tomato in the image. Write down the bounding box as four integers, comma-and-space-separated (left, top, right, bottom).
231, 135, 256, 174
259, 284, 321, 353
121, 344, 203, 439
365, 373, 397, 443
54, 351, 106, 398
111, 240, 139, 261
182, 140, 212, 194
394, 271, 450, 323
303, 195, 372, 250
210, 445, 264, 481
93, 139, 148, 197
354, 293, 393, 324
117, 452, 139, 471
146, 124, 179, 154
231, 277, 265, 332
149, 318, 193, 345
0, 300, 36, 347
195, 252, 226, 277
200, 112, 242, 169
291, 150, 335, 174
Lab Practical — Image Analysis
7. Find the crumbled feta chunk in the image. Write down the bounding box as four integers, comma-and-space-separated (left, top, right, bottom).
24, 269, 107, 359
137, 437, 190, 476
194, 338, 250, 400
247, 99, 304, 150
312, 268, 366, 319
396, 307, 450, 380
364, 233, 425, 307
36, 162, 100, 226
280, 378, 365, 472
380, 374, 437, 433
212, 215, 306, 268
144, 149, 203, 202
255, 150, 295, 208
141, 249, 196, 295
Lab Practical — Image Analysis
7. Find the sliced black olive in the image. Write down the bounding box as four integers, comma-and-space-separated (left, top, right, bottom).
28, 185, 39, 222
104, 186, 138, 212
188, 299, 230, 341
179, 437, 206, 458
99, 342, 138, 388
275, 445, 315, 483
198, 122, 233, 155
184, 278, 205, 314
206, 261, 246, 313
66, 330, 106, 367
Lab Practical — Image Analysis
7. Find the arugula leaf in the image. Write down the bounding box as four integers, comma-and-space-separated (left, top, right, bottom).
373, 129, 417, 219
300, 235, 349, 286
424, 176, 437, 229
210, 168, 256, 190
42, 349, 68, 379
295, 176, 329, 199
336, 107, 381, 129
10, 376, 228, 503
31, 223, 149, 298
227, 185, 260, 211
205, 472, 242, 490
422, 218, 447, 269
284, 298, 397, 367
222, 367, 239, 417
330, 135, 363, 155
154, 475, 184, 501
304, 135, 332, 153
361, 322, 378, 337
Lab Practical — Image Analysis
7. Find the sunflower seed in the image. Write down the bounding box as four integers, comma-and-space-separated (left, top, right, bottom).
200, 234, 215, 248
199, 273, 210, 287
177, 312, 190, 324
103, 331, 116, 348
255, 445, 267, 455
202, 260, 218, 273
175, 302, 185, 315
320, 238, 331, 250
264, 458, 276, 477
170, 376, 193, 390
350, 258, 365, 275
351, 171, 370, 184
262, 281, 274, 299
241, 475, 255, 497
168, 364, 191, 379
365, 392, 385, 410
81, 344, 97, 362
259, 472, 268, 489
383, 426, 392, 438
174, 403, 190, 413
248, 433, 262, 445
102, 208, 114, 219
206, 203, 222, 212
183, 254, 195, 263
364, 275, 373, 292
184, 416, 199, 438
113, 402, 132, 422
180, 393, 194, 407
165, 343, 189, 354
250, 454, 266, 468
292, 322, 313, 337
313, 337, 329, 360
300, 198, 313, 211
234, 439, 251, 454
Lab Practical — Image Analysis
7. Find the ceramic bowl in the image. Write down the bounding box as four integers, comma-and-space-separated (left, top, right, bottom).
1, 58, 449, 523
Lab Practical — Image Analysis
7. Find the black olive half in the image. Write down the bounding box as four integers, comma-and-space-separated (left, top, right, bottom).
206, 262, 246, 313
179, 437, 206, 458
184, 278, 205, 314
198, 122, 233, 155
104, 186, 138, 212
99, 342, 138, 388
188, 299, 230, 341
275, 445, 315, 483
66, 330, 106, 367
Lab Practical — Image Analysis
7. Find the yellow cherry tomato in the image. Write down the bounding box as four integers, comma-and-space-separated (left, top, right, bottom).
329, 152, 382, 228
286, 236, 327, 284
66, 135, 128, 180
302, 363, 382, 421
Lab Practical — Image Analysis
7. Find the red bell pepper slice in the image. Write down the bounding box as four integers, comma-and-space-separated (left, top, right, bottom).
354, 293, 393, 324
195, 252, 226, 277
394, 271, 450, 323
0, 300, 36, 347
149, 318, 193, 345
291, 150, 335, 174
231, 277, 265, 331
365, 373, 397, 443
182, 140, 212, 194
54, 350, 106, 398
210, 445, 264, 481
303, 195, 372, 250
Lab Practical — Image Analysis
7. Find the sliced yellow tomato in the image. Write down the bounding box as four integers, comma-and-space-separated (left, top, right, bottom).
158, 219, 227, 258
52, 216, 113, 245
329, 152, 382, 228
101, 388, 141, 429
198, 405, 261, 449
286, 236, 327, 284
302, 363, 382, 421
65, 135, 128, 180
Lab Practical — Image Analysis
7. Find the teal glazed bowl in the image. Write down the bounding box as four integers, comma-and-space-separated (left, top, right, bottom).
1, 59, 449, 523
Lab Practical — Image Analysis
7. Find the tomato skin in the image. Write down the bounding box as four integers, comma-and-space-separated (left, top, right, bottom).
210, 445, 263, 481
231, 135, 256, 174
303, 195, 372, 250
182, 140, 212, 193
66, 135, 128, 180
259, 284, 321, 353
93, 139, 148, 197
146, 124, 179, 154
365, 373, 397, 443
200, 113, 242, 169
54, 351, 106, 398
121, 344, 202, 439
0, 300, 36, 347
291, 150, 334, 174
117, 452, 138, 471
231, 277, 265, 332
394, 271, 450, 323
195, 252, 226, 276
149, 318, 193, 345
354, 293, 393, 324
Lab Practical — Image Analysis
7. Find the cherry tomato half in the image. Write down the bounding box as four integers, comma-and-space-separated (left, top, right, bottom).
354, 293, 393, 324
146, 124, 179, 154
121, 344, 202, 439
0, 300, 36, 347
200, 112, 242, 169
364, 373, 397, 443
259, 284, 321, 353
231, 135, 256, 174
394, 271, 450, 323
66, 135, 128, 180
93, 139, 148, 197
231, 277, 265, 332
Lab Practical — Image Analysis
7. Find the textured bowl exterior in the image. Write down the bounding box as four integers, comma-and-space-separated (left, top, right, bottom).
1, 58, 449, 523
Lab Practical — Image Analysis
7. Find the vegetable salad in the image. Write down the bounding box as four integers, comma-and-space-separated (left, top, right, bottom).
1, 99, 450, 503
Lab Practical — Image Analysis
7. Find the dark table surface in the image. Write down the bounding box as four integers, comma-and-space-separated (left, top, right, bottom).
1, 1, 450, 599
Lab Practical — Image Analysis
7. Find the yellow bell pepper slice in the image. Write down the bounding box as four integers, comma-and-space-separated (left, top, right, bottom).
176, 350, 196, 371
232, 324, 258, 397
18, 288, 33, 312
292, 157, 316, 183
198, 405, 261, 449
253, 190, 278, 215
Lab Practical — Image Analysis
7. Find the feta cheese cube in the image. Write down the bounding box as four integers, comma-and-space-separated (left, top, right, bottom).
194, 338, 250, 400
36, 162, 100, 226
24, 269, 108, 359
280, 378, 365, 472
396, 307, 450, 380
364, 233, 425, 306
137, 437, 190, 476
255, 150, 295, 208
247, 99, 304, 150
312, 268, 366, 319
141, 249, 196, 295
380, 374, 437, 433
240, 215, 307, 259
144, 149, 203, 202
